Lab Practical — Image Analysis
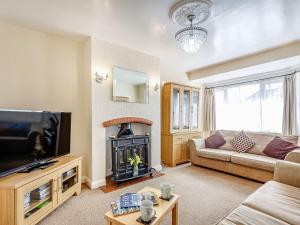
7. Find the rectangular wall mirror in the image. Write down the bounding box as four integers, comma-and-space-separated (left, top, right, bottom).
112, 67, 149, 103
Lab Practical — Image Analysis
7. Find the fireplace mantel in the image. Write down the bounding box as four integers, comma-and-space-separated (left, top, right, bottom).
102, 117, 153, 127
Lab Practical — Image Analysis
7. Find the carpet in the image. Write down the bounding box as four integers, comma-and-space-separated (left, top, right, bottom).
100, 172, 165, 193
38, 164, 261, 225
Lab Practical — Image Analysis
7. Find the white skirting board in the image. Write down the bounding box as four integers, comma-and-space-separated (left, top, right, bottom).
81, 176, 106, 189
82, 164, 162, 190
152, 164, 163, 172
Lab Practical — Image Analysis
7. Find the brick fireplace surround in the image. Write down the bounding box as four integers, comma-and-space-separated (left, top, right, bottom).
103, 117, 153, 127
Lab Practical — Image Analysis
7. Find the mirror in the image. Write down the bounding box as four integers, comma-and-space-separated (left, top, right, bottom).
113, 67, 149, 103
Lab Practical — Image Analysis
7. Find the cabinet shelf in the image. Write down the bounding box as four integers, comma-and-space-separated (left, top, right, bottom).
62, 173, 76, 182
24, 196, 50, 214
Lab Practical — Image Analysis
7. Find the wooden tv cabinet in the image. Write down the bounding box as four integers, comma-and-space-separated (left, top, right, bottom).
0, 155, 82, 225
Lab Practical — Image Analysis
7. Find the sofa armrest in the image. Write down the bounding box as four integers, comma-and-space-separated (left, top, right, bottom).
190, 138, 205, 150
274, 161, 300, 188
188, 138, 205, 163
284, 148, 300, 163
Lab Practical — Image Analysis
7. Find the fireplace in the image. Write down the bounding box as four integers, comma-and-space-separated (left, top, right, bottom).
117, 123, 134, 138
104, 118, 154, 183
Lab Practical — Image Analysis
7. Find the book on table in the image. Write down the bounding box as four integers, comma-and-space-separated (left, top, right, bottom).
110, 192, 159, 217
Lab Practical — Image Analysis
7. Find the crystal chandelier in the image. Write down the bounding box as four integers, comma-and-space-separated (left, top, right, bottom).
175, 15, 207, 53
169, 0, 213, 53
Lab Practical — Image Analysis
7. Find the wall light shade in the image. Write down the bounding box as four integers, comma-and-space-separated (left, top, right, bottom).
95, 71, 109, 83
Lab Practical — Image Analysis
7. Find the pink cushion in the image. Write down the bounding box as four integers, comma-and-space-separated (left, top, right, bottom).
205, 132, 226, 149
263, 136, 298, 159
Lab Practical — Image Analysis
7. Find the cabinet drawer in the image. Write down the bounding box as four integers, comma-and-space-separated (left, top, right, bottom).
189, 133, 202, 139
173, 136, 183, 144
182, 134, 190, 143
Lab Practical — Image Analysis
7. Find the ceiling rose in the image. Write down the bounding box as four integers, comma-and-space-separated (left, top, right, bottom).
169, 0, 213, 26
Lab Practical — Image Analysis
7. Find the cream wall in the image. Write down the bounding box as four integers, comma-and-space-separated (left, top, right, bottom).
0, 22, 90, 177
0, 22, 161, 188
90, 37, 161, 188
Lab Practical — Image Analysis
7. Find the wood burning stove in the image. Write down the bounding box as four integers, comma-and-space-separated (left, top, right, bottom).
117, 123, 134, 138
110, 123, 153, 182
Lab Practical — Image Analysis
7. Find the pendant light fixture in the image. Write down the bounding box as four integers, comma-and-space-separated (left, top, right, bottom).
170, 0, 213, 53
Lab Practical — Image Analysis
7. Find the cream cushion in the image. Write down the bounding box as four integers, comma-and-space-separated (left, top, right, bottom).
218, 205, 288, 225
196, 148, 235, 162
231, 152, 278, 172
243, 181, 300, 225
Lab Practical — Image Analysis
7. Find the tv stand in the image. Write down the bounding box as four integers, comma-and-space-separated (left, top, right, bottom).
19, 160, 58, 173
0, 155, 82, 225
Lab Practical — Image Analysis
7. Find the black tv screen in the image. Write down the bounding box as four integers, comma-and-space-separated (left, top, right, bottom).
0, 110, 71, 178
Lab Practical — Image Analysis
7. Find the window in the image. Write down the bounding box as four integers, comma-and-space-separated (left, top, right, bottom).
215, 78, 283, 133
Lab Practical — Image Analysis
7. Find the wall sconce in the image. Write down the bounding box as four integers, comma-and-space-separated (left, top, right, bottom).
154, 82, 159, 92
95, 71, 109, 83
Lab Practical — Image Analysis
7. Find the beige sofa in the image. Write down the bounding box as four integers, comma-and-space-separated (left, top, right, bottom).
189, 130, 300, 182
216, 161, 300, 224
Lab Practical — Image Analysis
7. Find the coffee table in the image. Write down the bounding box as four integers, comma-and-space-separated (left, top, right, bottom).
105, 187, 179, 225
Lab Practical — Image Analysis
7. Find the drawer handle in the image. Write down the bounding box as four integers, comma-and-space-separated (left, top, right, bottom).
58, 177, 62, 191
53, 179, 58, 193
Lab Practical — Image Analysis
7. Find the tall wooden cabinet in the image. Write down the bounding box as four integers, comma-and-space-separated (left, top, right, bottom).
161, 82, 202, 166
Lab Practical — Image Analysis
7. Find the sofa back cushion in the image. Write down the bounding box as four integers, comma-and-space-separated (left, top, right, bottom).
213, 130, 299, 155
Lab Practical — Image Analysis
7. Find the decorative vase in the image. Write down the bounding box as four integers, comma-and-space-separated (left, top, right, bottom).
133, 164, 139, 176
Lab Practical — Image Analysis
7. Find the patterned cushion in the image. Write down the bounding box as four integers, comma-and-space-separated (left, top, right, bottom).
231, 131, 256, 152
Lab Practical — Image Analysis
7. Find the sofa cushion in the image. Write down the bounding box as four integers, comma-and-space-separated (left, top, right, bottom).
231, 152, 278, 172
217, 205, 288, 225
205, 132, 226, 149
196, 148, 236, 162
230, 131, 256, 152
263, 136, 298, 159
243, 181, 300, 225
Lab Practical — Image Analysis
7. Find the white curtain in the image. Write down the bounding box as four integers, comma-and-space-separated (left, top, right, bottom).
282, 74, 297, 136
203, 88, 216, 131
215, 78, 283, 133
296, 72, 300, 135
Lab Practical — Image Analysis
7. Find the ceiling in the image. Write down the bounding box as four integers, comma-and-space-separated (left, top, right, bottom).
0, 0, 300, 78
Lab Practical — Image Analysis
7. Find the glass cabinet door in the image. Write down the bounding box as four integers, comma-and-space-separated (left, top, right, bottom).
172, 86, 181, 132
191, 89, 200, 130
57, 163, 80, 203
17, 174, 56, 225
182, 88, 191, 130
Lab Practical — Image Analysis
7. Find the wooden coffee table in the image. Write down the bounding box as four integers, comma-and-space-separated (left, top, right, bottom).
105, 187, 179, 225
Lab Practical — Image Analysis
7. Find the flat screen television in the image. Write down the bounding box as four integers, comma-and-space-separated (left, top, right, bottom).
0, 110, 71, 178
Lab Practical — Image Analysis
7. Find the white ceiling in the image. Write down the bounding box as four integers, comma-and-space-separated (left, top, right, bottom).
0, 0, 300, 76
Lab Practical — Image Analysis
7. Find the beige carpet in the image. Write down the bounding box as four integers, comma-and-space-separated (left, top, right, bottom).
38, 164, 261, 225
